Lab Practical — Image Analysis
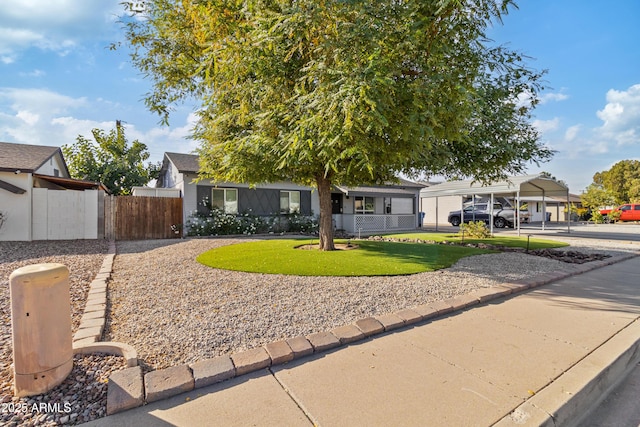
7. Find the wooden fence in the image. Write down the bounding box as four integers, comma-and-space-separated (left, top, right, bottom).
105, 195, 183, 240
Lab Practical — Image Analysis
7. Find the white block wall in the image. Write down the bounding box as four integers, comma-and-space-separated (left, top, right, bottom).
32, 189, 98, 240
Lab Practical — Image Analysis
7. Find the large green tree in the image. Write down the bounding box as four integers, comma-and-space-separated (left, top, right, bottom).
63, 121, 160, 195
123, 0, 552, 249
582, 160, 640, 208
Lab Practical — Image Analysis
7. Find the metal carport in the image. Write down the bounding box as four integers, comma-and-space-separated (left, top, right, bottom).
419, 173, 571, 235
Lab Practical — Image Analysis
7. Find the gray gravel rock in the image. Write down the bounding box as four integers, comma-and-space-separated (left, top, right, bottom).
105, 237, 635, 372
0, 240, 128, 426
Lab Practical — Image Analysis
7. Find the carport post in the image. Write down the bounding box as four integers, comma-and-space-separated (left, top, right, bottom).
542, 189, 546, 231
567, 190, 571, 233
516, 191, 521, 236
490, 193, 495, 235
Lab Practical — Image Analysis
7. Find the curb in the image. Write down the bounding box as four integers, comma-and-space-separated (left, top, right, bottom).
494, 318, 640, 427
103, 250, 640, 415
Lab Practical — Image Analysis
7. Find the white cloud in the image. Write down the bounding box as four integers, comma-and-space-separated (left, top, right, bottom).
16, 110, 39, 126
0, 0, 122, 57
595, 83, 640, 146
540, 92, 569, 104
125, 112, 200, 162
533, 117, 560, 133
0, 88, 87, 116
0, 87, 195, 164
564, 125, 581, 142
19, 69, 45, 78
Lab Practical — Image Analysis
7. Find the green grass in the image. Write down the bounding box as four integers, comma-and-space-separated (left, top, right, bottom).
383, 232, 569, 249
196, 238, 494, 276
196, 233, 569, 277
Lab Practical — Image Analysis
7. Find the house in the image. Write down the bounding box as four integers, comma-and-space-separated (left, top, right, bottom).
156, 152, 424, 235
0, 142, 107, 241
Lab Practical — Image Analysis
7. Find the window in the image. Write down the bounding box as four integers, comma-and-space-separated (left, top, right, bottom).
354, 196, 375, 214
211, 188, 238, 214
391, 198, 414, 214
280, 191, 300, 213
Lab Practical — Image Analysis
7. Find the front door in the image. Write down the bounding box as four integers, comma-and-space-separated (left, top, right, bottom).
331, 193, 343, 214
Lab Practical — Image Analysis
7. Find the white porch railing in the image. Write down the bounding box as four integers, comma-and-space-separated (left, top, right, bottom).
353, 214, 416, 232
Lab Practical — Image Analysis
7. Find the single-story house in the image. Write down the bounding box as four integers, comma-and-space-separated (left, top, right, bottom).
156, 152, 424, 235
0, 141, 107, 241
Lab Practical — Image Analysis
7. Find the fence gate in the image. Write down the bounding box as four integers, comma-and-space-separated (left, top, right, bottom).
105, 195, 183, 240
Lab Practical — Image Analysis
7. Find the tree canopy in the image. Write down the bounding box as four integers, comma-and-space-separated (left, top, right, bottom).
123, 0, 553, 249
581, 160, 640, 209
62, 121, 159, 195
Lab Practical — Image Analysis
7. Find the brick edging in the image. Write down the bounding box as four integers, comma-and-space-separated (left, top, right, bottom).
72, 241, 116, 345
105, 251, 640, 415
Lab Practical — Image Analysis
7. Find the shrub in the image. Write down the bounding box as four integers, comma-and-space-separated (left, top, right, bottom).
590, 210, 605, 224
608, 209, 622, 222
458, 221, 491, 239
185, 208, 318, 236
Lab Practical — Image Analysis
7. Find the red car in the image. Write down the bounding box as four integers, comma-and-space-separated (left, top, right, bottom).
600, 204, 640, 222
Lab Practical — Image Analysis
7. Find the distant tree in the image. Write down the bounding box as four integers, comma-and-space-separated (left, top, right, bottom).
123, 0, 553, 249
585, 160, 640, 206
580, 183, 616, 211
63, 121, 160, 195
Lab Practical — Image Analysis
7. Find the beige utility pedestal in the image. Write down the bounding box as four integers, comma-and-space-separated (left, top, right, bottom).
9, 263, 73, 397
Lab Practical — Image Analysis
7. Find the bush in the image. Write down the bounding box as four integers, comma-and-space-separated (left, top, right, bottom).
458, 221, 491, 239
608, 209, 622, 222
590, 210, 605, 224
185, 208, 318, 236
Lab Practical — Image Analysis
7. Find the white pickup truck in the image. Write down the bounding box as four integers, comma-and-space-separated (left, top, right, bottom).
447, 202, 530, 228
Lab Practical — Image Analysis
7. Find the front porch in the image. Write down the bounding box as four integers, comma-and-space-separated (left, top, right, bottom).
333, 214, 417, 235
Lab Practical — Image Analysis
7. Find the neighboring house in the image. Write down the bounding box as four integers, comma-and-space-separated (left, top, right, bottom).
156, 152, 424, 234
0, 141, 107, 241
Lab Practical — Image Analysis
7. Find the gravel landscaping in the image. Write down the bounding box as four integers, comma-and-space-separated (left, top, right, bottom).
0, 235, 638, 426
0, 240, 120, 426
104, 236, 638, 372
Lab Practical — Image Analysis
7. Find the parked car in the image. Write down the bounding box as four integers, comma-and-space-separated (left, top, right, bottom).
447, 203, 529, 228
599, 204, 640, 222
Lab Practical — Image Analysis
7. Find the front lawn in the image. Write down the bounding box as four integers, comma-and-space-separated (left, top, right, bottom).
383, 232, 569, 249
196, 238, 494, 276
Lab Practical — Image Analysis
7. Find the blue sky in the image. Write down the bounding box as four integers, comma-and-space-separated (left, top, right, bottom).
1, 1, 639, 194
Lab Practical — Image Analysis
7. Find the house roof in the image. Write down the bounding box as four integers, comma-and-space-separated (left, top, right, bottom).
33, 174, 109, 192
334, 178, 424, 197
164, 152, 200, 174
0, 141, 68, 174
420, 174, 569, 198
162, 151, 423, 196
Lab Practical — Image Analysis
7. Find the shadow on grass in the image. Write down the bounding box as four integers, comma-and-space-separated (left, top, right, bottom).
353, 240, 493, 272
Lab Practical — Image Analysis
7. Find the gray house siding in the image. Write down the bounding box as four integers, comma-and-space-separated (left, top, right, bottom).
196, 185, 312, 215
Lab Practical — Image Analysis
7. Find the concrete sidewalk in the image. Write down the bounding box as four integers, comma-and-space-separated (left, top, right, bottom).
84, 257, 640, 427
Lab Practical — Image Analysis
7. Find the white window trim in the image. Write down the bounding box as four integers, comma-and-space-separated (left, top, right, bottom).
280, 190, 301, 214
354, 196, 375, 214
212, 188, 238, 214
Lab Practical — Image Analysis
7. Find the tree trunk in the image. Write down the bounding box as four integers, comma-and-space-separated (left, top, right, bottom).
316, 174, 336, 251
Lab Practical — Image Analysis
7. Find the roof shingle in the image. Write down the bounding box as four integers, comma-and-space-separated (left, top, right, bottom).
0, 141, 61, 173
